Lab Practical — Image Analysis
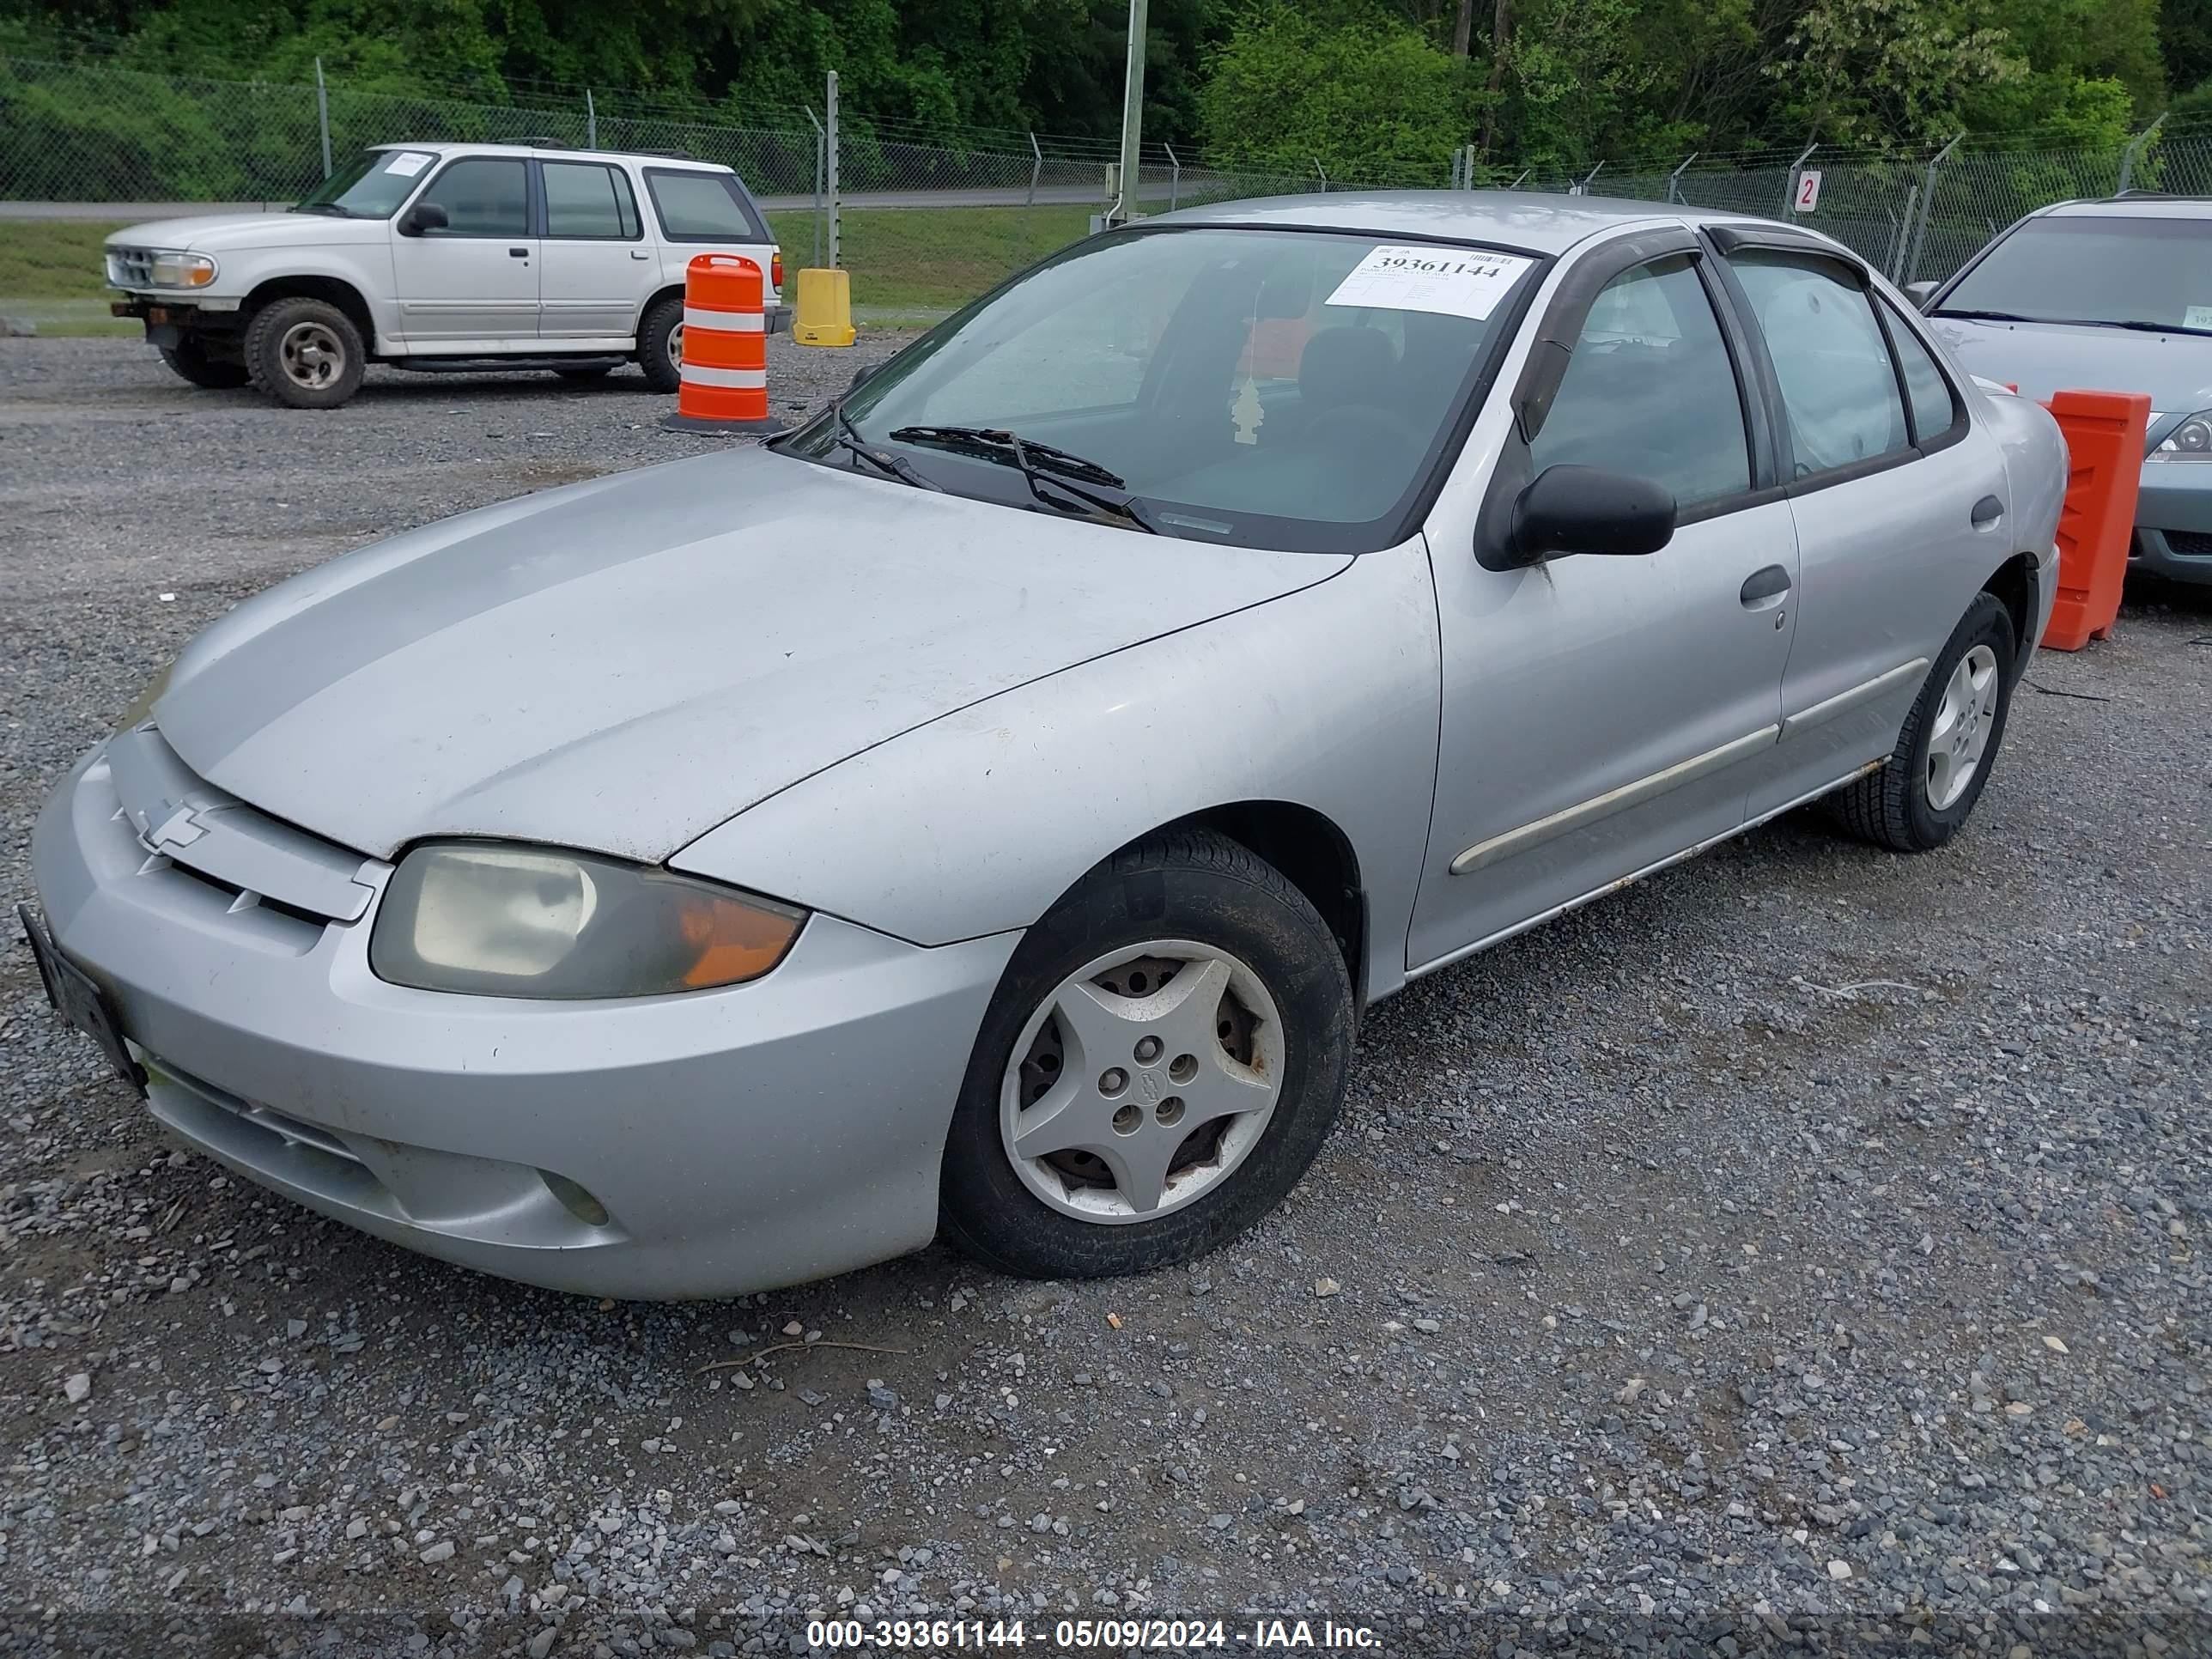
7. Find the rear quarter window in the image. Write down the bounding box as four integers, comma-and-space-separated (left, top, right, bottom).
644, 169, 769, 242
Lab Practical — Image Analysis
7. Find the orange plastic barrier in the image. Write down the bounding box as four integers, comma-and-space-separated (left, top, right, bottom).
662, 253, 784, 435
2039, 389, 2149, 651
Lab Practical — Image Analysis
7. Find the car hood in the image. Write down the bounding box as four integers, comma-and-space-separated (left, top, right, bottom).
1926, 314, 2212, 415
108, 213, 388, 253
149, 448, 1350, 866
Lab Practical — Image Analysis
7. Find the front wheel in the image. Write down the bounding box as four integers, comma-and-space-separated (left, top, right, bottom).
159, 339, 249, 389
244, 296, 365, 410
939, 830, 1353, 1280
1826, 590, 2017, 852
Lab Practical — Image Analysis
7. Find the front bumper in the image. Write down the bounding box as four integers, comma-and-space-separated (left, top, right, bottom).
2131, 461, 2212, 584
31, 745, 1016, 1300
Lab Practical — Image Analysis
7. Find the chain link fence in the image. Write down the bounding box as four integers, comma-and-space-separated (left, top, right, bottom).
5, 45, 2212, 318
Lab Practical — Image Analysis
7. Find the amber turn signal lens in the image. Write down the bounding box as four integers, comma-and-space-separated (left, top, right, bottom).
678, 890, 804, 988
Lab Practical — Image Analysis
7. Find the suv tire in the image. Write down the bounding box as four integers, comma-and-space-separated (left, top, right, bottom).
638, 294, 684, 394
245, 296, 366, 410
1826, 591, 2017, 853
159, 340, 249, 390
939, 830, 1354, 1280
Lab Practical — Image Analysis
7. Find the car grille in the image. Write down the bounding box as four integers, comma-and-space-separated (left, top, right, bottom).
2165, 529, 2212, 559
106, 246, 156, 288
103, 723, 380, 929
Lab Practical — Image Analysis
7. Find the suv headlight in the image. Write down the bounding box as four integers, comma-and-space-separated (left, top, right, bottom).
369, 842, 805, 999
2148, 410, 2212, 462
148, 252, 218, 289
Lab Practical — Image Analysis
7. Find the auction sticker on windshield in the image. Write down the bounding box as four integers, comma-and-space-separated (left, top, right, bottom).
1326, 246, 1534, 321
385, 151, 434, 178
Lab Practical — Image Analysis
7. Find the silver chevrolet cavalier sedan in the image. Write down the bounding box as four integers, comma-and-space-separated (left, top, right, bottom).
25, 194, 2068, 1299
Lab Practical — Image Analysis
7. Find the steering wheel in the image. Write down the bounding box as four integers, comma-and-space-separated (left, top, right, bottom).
1301, 400, 1430, 459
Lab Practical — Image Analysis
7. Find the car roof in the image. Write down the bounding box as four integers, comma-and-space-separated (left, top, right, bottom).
2036, 194, 2212, 221
367, 141, 730, 173
1146, 189, 1799, 257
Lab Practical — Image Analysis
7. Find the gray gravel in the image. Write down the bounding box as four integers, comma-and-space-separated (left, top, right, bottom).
3, 336, 2209, 1657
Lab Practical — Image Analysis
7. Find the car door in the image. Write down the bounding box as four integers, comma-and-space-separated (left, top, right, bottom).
1410, 230, 1801, 971
388, 155, 538, 348
536, 158, 653, 342
1706, 230, 2015, 817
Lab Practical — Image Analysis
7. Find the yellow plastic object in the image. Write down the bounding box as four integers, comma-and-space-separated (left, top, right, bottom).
793, 266, 856, 347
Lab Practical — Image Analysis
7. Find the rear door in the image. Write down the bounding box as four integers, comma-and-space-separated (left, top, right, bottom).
1706, 230, 2014, 816
536, 158, 653, 341
388, 155, 538, 347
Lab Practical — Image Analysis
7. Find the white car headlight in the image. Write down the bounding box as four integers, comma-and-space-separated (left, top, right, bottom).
2148, 410, 2212, 462
149, 252, 219, 289
369, 842, 805, 999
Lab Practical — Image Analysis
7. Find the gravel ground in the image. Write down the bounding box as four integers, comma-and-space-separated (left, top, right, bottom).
2, 336, 2209, 1659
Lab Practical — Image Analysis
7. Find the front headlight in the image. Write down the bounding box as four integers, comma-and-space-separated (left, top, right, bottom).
369, 842, 805, 999
149, 252, 218, 289
2148, 410, 2212, 462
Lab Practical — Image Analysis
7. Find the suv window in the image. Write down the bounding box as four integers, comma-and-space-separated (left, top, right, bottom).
416, 157, 530, 238
1878, 298, 1960, 445
1731, 252, 1908, 477
1529, 254, 1752, 509
645, 169, 763, 241
543, 161, 640, 240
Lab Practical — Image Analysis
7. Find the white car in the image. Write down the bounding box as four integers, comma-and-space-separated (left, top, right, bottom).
103, 142, 787, 408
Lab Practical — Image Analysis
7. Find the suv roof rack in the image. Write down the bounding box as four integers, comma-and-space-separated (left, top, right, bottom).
634, 148, 696, 160
514, 136, 563, 149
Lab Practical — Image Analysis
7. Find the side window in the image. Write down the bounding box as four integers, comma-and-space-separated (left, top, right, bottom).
1731, 252, 1908, 477
1529, 254, 1752, 509
542, 161, 640, 240
415, 157, 529, 238
1877, 298, 1961, 444
646, 170, 764, 242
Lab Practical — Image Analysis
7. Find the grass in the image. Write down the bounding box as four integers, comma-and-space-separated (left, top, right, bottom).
0, 204, 1092, 337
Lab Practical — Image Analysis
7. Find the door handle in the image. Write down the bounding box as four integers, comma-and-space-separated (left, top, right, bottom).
1740, 563, 1792, 605
630, 249, 651, 260
1971, 495, 2005, 528
508, 246, 530, 258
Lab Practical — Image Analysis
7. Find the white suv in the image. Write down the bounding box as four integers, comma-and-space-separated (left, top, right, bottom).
104, 142, 787, 409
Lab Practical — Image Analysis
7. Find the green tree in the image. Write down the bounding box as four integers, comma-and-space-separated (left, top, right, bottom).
1765, 0, 2027, 144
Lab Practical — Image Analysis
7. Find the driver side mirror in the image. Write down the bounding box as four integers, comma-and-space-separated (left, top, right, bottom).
1902, 278, 1939, 310
847, 362, 879, 394
1507, 464, 1676, 564
400, 201, 449, 236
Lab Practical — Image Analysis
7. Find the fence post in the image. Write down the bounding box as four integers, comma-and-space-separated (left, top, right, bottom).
2118, 112, 2165, 195
1887, 184, 1917, 280
1164, 143, 1181, 210
1507, 167, 1528, 189
1575, 161, 1603, 196
1665, 151, 1698, 203
586, 88, 597, 150
314, 58, 332, 180
1314, 158, 1328, 192
1783, 141, 1816, 215
803, 106, 824, 269
1902, 134, 1959, 285
1449, 148, 1462, 191
1026, 131, 1043, 207
825, 70, 840, 270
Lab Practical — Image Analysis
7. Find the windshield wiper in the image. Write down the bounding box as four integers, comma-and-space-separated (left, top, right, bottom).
1936, 307, 2212, 336
1930, 307, 2043, 322
2083, 317, 2212, 337
292, 201, 355, 217
884, 424, 1158, 533
834, 405, 942, 491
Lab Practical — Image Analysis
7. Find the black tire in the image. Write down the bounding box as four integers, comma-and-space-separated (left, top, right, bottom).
939, 830, 1354, 1280
555, 364, 614, 382
158, 339, 249, 390
638, 295, 684, 394
1826, 590, 2017, 853
244, 296, 365, 410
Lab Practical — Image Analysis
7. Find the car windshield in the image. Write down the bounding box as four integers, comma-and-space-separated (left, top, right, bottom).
295, 149, 437, 219
1936, 215, 2212, 333
786, 225, 1540, 551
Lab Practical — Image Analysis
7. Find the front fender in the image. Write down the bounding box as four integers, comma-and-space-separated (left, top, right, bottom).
671, 538, 1443, 1005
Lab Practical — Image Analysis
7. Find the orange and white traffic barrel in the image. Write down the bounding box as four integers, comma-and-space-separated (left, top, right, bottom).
661, 252, 784, 434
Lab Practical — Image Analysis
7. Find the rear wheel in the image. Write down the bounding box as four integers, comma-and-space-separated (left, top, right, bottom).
939, 830, 1353, 1279
244, 297, 365, 410
638, 295, 684, 393
159, 338, 248, 390
1826, 591, 2017, 852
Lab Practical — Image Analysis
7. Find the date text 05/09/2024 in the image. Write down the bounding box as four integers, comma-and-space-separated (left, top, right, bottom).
803, 1618, 1382, 1650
